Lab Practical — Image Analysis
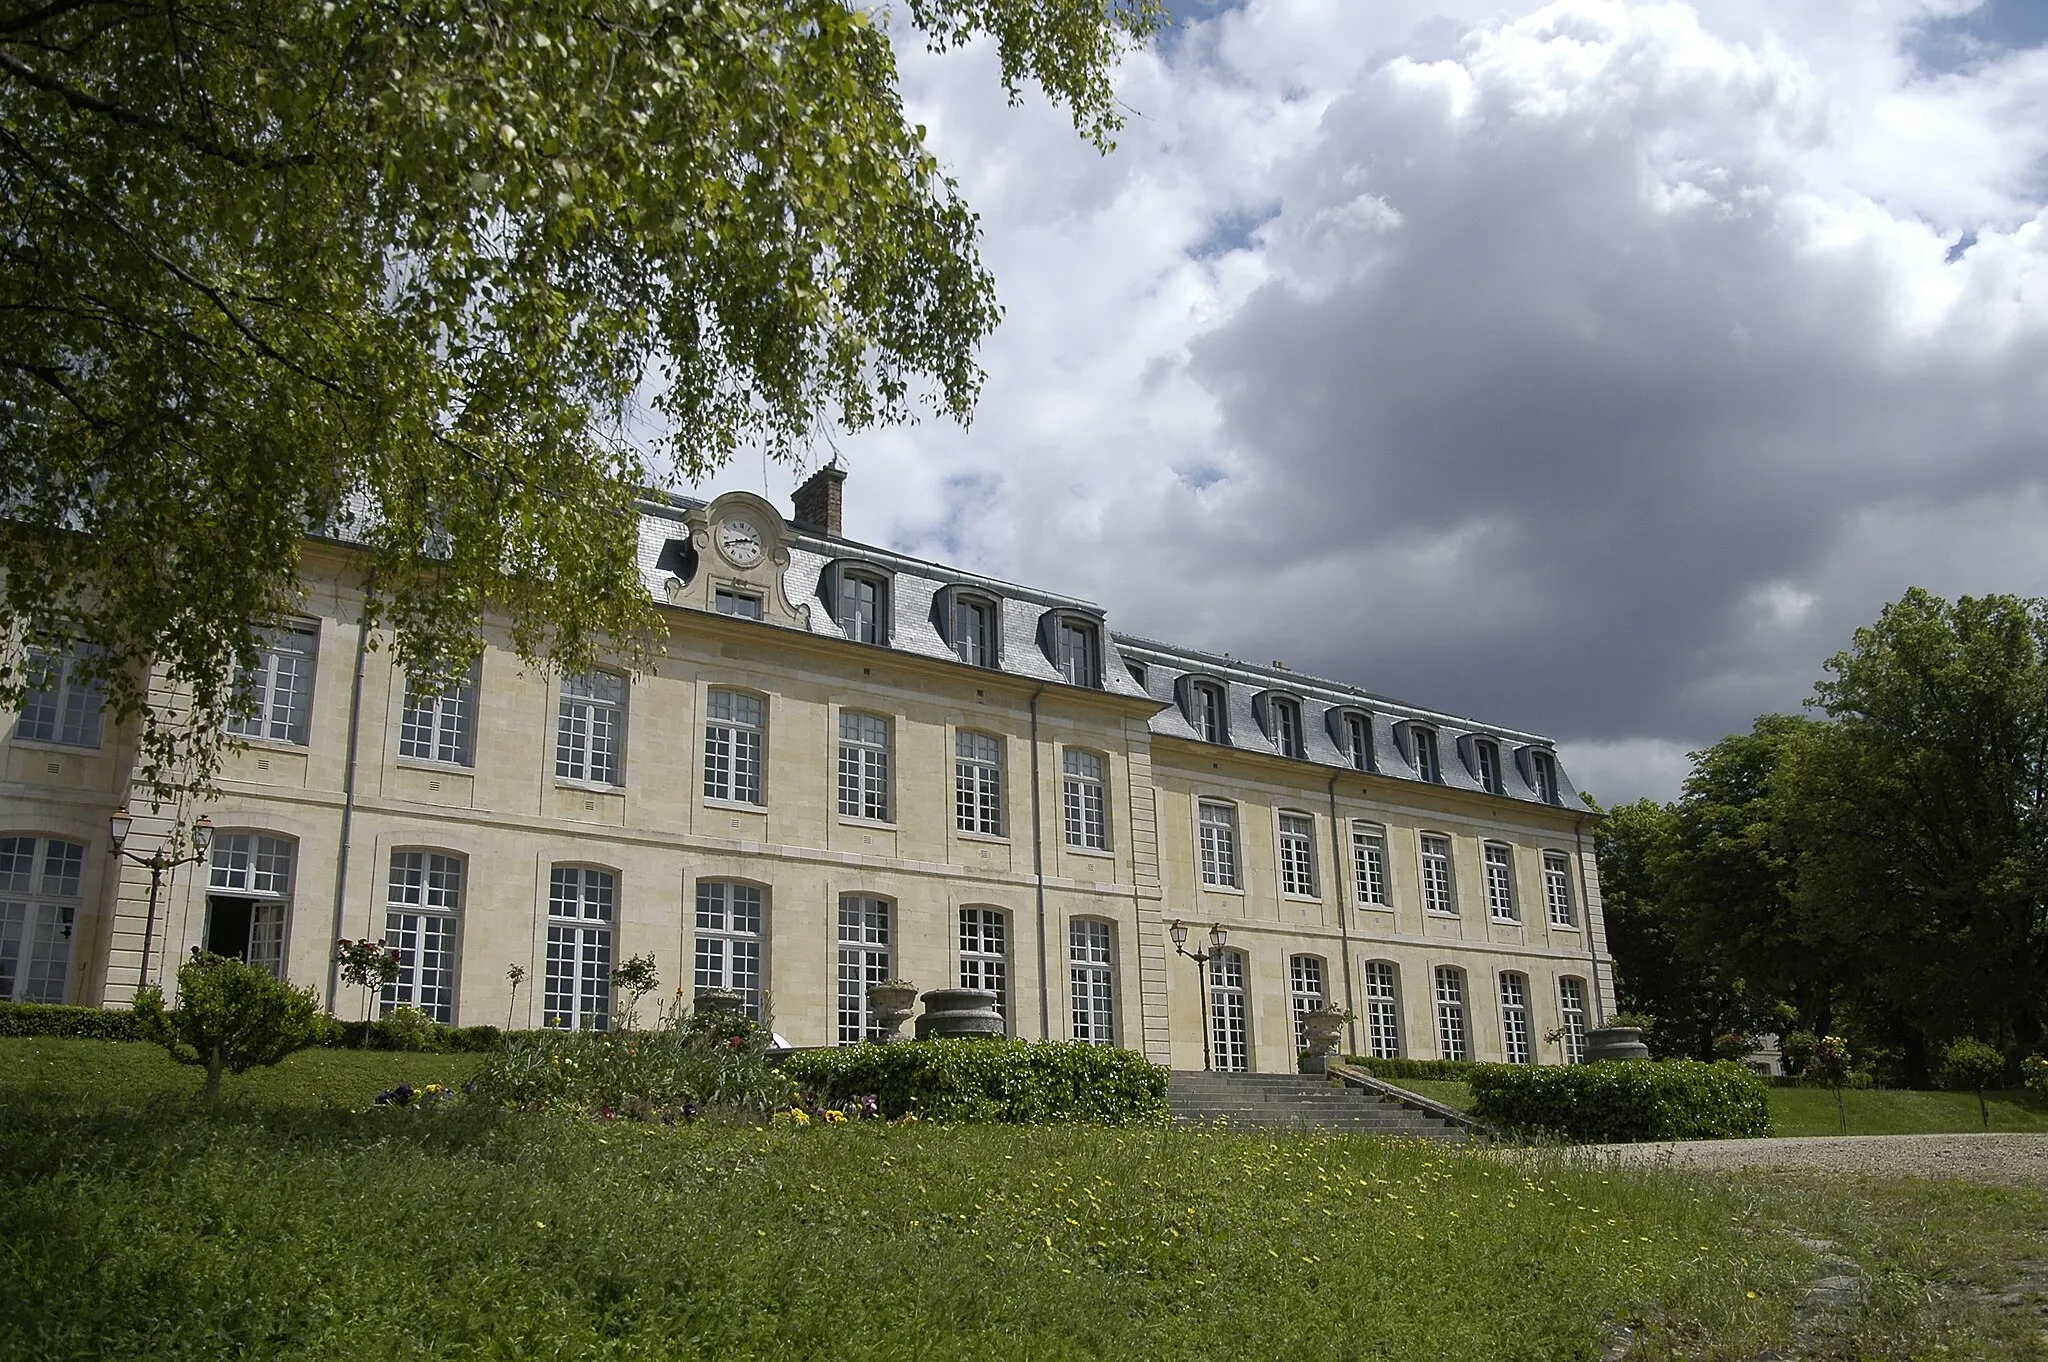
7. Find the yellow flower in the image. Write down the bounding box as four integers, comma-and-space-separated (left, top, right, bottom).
791, 1109, 811, 1126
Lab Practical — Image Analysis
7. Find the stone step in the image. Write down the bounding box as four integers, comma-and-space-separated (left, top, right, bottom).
1165, 1070, 1466, 1142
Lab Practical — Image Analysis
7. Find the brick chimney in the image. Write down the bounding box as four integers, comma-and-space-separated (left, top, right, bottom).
791, 463, 846, 536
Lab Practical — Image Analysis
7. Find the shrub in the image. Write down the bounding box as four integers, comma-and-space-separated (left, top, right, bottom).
1779, 1030, 1818, 1076
374, 1004, 443, 1052
2023, 1054, 2048, 1096
1469, 1061, 1771, 1143
1341, 1057, 1496, 1083
1940, 1037, 2007, 1129
0, 1001, 144, 1041
781, 1039, 1170, 1125
471, 1004, 791, 1117
132, 953, 321, 1101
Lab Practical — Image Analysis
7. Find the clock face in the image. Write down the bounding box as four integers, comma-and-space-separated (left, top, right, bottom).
717, 518, 764, 566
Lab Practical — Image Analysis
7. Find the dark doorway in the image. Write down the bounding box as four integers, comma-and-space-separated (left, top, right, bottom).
205, 897, 255, 961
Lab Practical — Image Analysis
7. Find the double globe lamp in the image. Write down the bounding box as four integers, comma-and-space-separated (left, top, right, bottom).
107, 808, 214, 991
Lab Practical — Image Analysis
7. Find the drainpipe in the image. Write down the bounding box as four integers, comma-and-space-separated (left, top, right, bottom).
1573, 812, 1606, 1026
1029, 684, 1051, 1040
326, 592, 373, 1011
1326, 773, 1358, 1055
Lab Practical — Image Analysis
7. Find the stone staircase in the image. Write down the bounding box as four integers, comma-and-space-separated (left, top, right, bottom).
1168, 1070, 1472, 1143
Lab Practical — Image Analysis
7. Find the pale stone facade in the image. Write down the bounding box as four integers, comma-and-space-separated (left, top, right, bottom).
0, 479, 1617, 1071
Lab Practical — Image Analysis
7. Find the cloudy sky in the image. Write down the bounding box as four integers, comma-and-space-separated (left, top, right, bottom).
687, 0, 2048, 806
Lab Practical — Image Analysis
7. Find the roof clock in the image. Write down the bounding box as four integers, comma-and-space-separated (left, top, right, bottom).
716, 517, 765, 567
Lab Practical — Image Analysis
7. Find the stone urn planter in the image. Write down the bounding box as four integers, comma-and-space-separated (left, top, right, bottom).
866, 980, 920, 1041
693, 987, 745, 1015
1298, 1006, 1352, 1075
1585, 1026, 1651, 1062
914, 987, 1005, 1040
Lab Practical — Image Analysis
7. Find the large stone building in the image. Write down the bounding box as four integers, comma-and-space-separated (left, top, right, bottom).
0, 469, 1616, 1071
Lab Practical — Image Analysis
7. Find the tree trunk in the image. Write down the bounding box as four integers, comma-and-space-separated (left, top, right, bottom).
205, 1046, 224, 1103
1978, 1088, 1990, 1130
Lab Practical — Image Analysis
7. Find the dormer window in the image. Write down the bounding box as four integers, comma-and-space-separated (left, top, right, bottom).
1040, 612, 1101, 688
1126, 660, 1149, 690
1185, 680, 1229, 743
1340, 712, 1372, 772
1413, 726, 1442, 783
1269, 696, 1305, 759
835, 570, 888, 645
943, 591, 998, 668
1531, 750, 1560, 804
1474, 738, 1504, 794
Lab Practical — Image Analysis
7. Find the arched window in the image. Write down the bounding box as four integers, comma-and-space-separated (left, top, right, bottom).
703, 689, 766, 805
382, 851, 463, 1022
0, 835, 85, 1003
1328, 709, 1372, 772
959, 906, 1008, 1022
1362, 961, 1402, 1059
546, 866, 614, 1030
1062, 749, 1108, 850
206, 833, 295, 977
1433, 965, 1468, 1061
1472, 738, 1504, 794
1183, 679, 1229, 743
695, 880, 764, 1019
1266, 695, 1305, 759
1558, 977, 1589, 1064
937, 588, 999, 668
1208, 947, 1249, 1072
1289, 954, 1326, 1053
1498, 971, 1532, 1065
1529, 749, 1561, 804
1041, 611, 1102, 688
1409, 725, 1442, 783
833, 568, 890, 645
955, 730, 1004, 835
837, 894, 892, 1043
1069, 918, 1116, 1045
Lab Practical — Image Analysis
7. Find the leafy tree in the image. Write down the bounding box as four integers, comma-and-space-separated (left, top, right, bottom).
133, 952, 321, 1100
0, 0, 1163, 799
1939, 1036, 2006, 1129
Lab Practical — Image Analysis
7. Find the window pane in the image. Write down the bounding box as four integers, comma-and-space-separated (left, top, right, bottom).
1208, 948, 1248, 1072
1198, 802, 1237, 888
1352, 824, 1388, 906
1289, 955, 1325, 1053
1364, 961, 1401, 1059
1062, 749, 1107, 850
1069, 919, 1115, 1045
1499, 972, 1531, 1064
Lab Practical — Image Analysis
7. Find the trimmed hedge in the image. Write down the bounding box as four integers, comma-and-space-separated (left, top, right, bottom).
1343, 1057, 1496, 1083
781, 1039, 1171, 1125
1470, 1060, 1771, 1143
0, 1002, 145, 1041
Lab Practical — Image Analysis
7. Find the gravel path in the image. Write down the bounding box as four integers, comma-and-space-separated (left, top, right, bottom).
1573, 1132, 2048, 1188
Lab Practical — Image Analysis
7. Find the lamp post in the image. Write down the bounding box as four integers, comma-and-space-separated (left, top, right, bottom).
108, 809, 214, 992
1169, 919, 1228, 1071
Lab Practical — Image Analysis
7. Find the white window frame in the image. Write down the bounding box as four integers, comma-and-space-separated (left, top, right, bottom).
1351, 821, 1389, 908
1271, 697, 1304, 758
226, 620, 319, 745
837, 711, 892, 821
1558, 976, 1589, 1064
1208, 947, 1250, 1072
1483, 842, 1518, 921
1062, 749, 1108, 851
838, 572, 887, 645
1412, 726, 1441, 783
1420, 833, 1455, 915
703, 688, 766, 805
1056, 618, 1100, 688
1532, 750, 1560, 804
556, 670, 625, 787
1198, 800, 1239, 889
205, 832, 294, 977
1191, 682, 1228, 743
1474, 739, 1503, 794
1362, 960, 1401, 1059
1544, 852, 1577, 927
545, 865, 614, 1030
382, 850, 463, 1023
399, 660, 479, 767
951, 594, 997, 668
837, 894, 892, 1043
1289, 954, 1326, 1053
1278, 811, 1318, 898
1434, 965, 1468, 1061
1343, 712, 1370, 772
1499, 971, 1532, 1064
15, 647, 103, 749
1069, 918, 1116, 1045
0, 835, 85, 1003
695, 880, 764, 1020
959, 906, 1008, 1023
954, 730, 1004, 836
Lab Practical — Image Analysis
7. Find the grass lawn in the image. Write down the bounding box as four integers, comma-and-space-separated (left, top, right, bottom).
4, 1038, 2045, 1360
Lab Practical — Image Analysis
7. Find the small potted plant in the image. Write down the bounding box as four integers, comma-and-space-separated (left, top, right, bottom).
866, 978, 919, 1041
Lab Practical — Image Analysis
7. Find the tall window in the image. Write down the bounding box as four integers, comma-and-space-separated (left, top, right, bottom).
1289, 954, 1326, 1053
1070, 919, 1115, 1045
206, 833, 293, 976
1499, 972, 1532, 1064
952, 596, 996, 667
0, 836, 84, 1003
837, 712, 891, 821
1197, 801, 1238, 888
1434, 966, 1468, 1061
1474, 739, 1504, 794
1062, 749, 1108, 850
1190, 682, 1228, 743
556, 670, 625, 786
703, 689, 765, 804
1483, 843, 1517, 921
1532, 750, 1560, 804
838, 572, 885, 644
1208, 947, 1249, 1072
959, 906, 1008, 1021
383, 851, 462, 1023
15, 648, 103, 749
837, 894, 891, 1043
399, 662, 479, 766
1344, 712, 1371, 772
226, 621, 318, 745
1363, 961, 1401, 1059
1558, 977, 1589, 1064
1057, 618, 1100, 688
1278, 812, 1318, 897
1544, 852, 1576, 927
546, 866, 614, 1030
1351, 822, 1389, 907
695, 881, 763, 1019
954, 731, 1003, 835
1420, 833, 1454, 915
1412, 727, 1441, 783
1271, 697, 1304, 758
